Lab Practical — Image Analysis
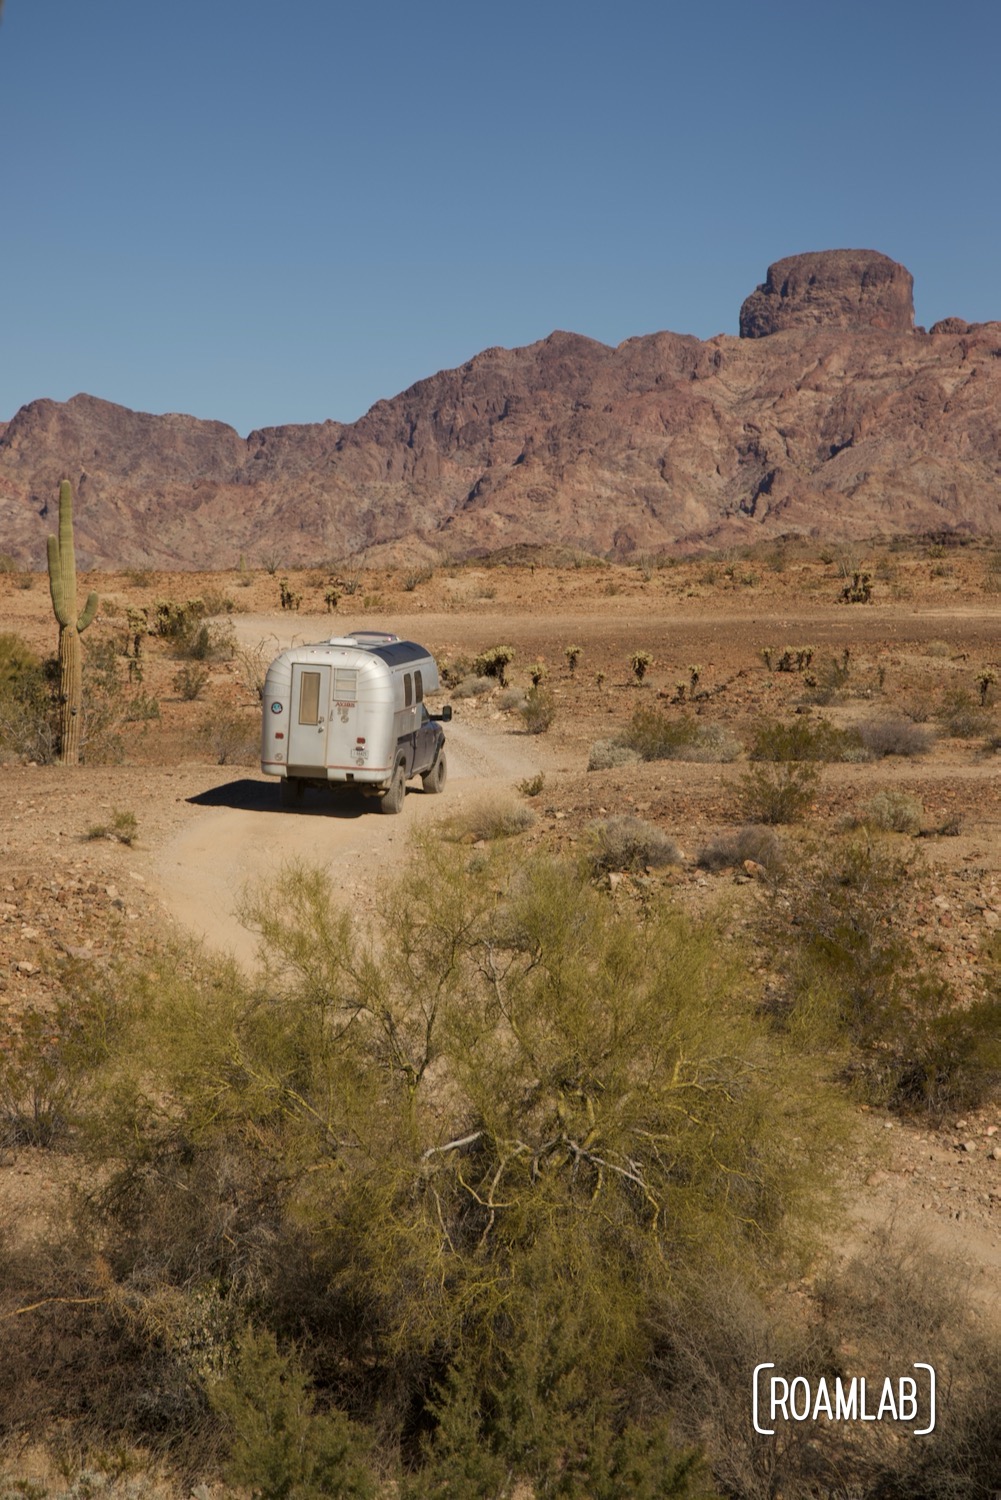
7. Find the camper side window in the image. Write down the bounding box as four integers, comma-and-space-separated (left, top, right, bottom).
414, 669, 424, 703
404, 673, 413, 707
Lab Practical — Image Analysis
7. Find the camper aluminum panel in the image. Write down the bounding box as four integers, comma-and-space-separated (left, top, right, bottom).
261, 636, 440, 789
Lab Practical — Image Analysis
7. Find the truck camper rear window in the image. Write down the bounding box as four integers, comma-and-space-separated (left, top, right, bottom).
404, 673, 413, 707
414, 669, 424, 702
298, 671, 322, 725
333, 669, 358, 702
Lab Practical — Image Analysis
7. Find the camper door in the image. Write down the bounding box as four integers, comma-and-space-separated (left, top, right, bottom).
288, 663, 331, 769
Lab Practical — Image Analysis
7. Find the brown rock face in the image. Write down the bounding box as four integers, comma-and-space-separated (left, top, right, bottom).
1, 251, 998, 566
739, 250, 914, 338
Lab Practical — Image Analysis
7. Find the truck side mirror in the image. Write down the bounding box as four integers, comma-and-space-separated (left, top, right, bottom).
438, 704, 453, 722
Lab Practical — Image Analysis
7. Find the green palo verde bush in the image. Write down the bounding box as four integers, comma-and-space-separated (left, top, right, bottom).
74, 841, 846, 1493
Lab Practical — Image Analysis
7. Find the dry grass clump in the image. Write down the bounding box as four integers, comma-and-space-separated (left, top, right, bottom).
842, 790, 924, 835
587, 738, 641, 771
584, 815, 682, 874
696, 825, 783, 875
451, 673, 493, 699
856, 716, 934, 757
440, 799, 536, 842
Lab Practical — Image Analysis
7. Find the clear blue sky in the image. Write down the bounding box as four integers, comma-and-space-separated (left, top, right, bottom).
3, 1, 998, 436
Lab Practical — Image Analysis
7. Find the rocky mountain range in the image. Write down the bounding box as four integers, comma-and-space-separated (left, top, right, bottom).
1, 250, 998, 569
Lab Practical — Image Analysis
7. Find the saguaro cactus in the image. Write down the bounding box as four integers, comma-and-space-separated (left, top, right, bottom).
47, 480, 98, 765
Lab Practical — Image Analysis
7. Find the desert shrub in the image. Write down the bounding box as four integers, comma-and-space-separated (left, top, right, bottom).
472, 645, 515, 686
677, 723, 742, 763
0, 1001, 98, 1148
584, 815, 682, 874
856, 716, 934, 758
620, 708, 739, 763
439, 800, 536, 841
438, 655, 472, 690
177, 618, 236, 663
696, 825, 783, 875
0, 631, 41, 689
496, 686, 526, 712
86, 809, 138, 845
236, 641, 271, 702
938, 687, 993, 739
519, 685, 555, 734
749, 718, 865, 763
770, 841, 1001, 1115
173, 663, 210, 700
403, 565, 434, 591
517, 772, 545, 797
738, 762, 819, 824
801, 652, 853, 705
451, 673, 492, 699
925, 638, 952, 657
75, 845, 843, 1484
587, 739, 641, 771
210, 1327, 376, 1500
201, 709, 260, 765
846, 789, 924, 835
0, 640, 57, 762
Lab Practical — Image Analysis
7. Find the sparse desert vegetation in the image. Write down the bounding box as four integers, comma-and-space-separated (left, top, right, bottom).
0, 539, 1000, 1497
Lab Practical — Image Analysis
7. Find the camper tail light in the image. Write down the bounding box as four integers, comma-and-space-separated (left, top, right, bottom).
356, 737, 365, 744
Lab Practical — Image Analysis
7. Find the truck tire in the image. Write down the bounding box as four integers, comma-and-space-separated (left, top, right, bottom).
422, 751, 447, 794
280, 775, 305, 807
380, 760, 407, 814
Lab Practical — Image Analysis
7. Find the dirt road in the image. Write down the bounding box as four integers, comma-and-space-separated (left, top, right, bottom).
152, 716, 548, 967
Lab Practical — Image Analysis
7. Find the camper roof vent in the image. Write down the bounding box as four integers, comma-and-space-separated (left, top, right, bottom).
343, 631, 401, 646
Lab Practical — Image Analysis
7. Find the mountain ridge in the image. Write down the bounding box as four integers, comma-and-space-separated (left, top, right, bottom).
2, 251, 999, 569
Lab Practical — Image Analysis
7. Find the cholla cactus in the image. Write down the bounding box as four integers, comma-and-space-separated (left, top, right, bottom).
47, 480, 98, 765
564, 644, 582, 674
630, 651, 653, 683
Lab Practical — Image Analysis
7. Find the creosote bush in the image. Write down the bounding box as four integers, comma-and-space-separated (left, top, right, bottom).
620, 708, 741, 763
59, 841, 847, 1494
738, 762, 819, 824
749, 717, 866, 763
518, 684, 555, 734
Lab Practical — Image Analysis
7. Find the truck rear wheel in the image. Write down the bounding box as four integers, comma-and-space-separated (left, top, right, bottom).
380, 760, 406, 814
422, 751, 446, 794
279, 775, 305, 807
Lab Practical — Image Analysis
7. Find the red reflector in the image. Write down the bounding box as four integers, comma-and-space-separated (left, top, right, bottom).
356, 737, 366, 744
275, 732, 284, 739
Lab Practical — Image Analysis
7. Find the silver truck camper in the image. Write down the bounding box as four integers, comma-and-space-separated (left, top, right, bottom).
261, 631, 452, 813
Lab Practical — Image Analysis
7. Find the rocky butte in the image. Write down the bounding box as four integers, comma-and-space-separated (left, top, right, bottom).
1, 249, 998, 568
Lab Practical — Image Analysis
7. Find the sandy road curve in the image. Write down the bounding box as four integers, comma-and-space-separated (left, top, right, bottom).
152, 716, 547, 968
